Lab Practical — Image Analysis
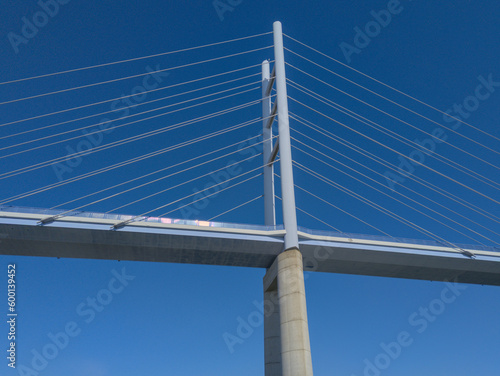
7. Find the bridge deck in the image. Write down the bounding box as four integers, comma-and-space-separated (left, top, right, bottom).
0, 209, 499, 286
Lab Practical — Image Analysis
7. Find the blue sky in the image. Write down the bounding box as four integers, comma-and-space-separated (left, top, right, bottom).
1, 1, 500, 375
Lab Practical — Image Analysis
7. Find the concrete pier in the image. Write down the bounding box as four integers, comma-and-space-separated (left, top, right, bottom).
263, 284, 282, 375
277, 248, 313, 376
264, 248, 313, 376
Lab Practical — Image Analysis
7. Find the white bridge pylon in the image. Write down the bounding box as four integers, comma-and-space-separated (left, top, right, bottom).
261, 21, 312, 376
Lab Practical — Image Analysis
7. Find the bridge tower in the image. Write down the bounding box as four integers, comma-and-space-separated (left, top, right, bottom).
262, 21, 314, 376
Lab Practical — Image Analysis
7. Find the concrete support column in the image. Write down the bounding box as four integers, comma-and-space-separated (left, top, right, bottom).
278, 248, 313, 376
264, 258, 282, 376
264, 285, 282, 375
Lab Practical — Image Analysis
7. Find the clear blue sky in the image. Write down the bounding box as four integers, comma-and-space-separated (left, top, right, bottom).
1, 1, 500, 375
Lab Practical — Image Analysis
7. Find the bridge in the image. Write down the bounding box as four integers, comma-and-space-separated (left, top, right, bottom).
0, 21, 499, 376
1, 207, 500, 285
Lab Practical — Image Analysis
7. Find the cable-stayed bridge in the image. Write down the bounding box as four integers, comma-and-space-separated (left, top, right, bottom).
1, 22, 499, 376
